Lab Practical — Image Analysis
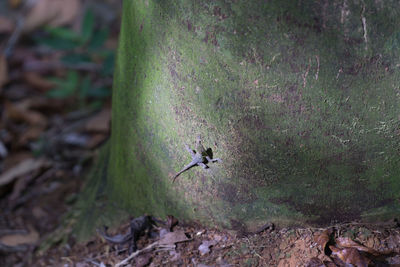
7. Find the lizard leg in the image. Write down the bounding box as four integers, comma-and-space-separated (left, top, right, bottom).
211, 157, 222, 162
206, 156, 222, 163
185, 145, 196, 157
198, 162, 208, 169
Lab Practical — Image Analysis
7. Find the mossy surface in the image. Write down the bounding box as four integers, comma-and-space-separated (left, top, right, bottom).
80, 0, 400, 232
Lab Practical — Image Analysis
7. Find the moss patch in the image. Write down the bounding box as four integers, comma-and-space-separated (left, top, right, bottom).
78, 0, 400, 233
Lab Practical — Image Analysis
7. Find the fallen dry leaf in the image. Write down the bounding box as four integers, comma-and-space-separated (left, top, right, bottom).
0, 225, 39, 246
0, 158, 50, 187
86, 133, 108, 149
5, 101, 47, 127
198, 240, 217, 255
0, 54, 8, 91
8, 173, 33, 204
158, 230, 190, 246
17, 96, 64, 113
23, 0, 81, 33
32, 206, 48, 219
314, 228, 332, 251
336, 236, 380, 256
324, 262, 338, 267
18, 125, 46, 146
0, 141, 7, 158
2, 152, 32, 171
85, 108, 111, 133
305, 257, 325, 267
0, 15, 14, 34
8, 165, 50, 206
23, 72, 55, 91
329, 246, 369, 267
8, 0, 24, 9
134, 253, 152, 267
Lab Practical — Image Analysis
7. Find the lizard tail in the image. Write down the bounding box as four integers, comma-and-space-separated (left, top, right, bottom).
172, 172, 182, 182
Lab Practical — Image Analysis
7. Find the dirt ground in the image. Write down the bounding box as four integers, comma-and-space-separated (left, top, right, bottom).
46, 220, 400, 267
2, 166, 400, 267
5, 199, 400, 267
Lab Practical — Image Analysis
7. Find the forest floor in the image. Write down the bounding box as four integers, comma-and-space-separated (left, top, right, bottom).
36, 217, 400, 267
1, 1, 400, 266
3, 174, 400, 267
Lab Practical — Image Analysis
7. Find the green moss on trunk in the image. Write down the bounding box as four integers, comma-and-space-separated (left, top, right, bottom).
79, 0, 400, 233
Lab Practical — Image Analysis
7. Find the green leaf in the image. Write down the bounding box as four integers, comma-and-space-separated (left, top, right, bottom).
46, 88, 75, 98
64, 71, 80, 89
89, 100, 104, 110
45, 26, 81, 41
81, 9, 95, 43
101, 52, 115, 76
61, 53, 92, 66
88, 28, 109, 51
87, 86, 111, 98
79, 76, 92, 99
35, 36, 80, 50
47, 71, 79, 99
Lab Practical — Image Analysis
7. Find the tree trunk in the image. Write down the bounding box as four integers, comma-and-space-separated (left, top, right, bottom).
78, 0, 400, 233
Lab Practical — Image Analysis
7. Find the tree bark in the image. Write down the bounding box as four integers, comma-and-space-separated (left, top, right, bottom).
79, 0, 400, 233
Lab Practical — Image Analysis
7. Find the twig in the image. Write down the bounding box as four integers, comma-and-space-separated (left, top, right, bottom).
4, 0, 41, 58
115, 230, 189, 266
315, 55, 320, 80
0, 242, 28, 253
336, 68, 343, 79
0, 229, 28, 236
361, 0, 368, 51
302, 58, 311, 88
84, 258, 103, 266
24, 60, 101, 73
341, 0, 348, 24
154, 246, 175, 252
114, 242, 159, 267
4, 15, 24, 58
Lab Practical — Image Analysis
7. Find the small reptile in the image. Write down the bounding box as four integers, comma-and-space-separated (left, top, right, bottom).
173, 136, 221, 182
97, 215, 157, 254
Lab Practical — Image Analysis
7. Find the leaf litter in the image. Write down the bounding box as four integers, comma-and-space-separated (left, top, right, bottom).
13, 216, 396, 267
0, 0, 116, 265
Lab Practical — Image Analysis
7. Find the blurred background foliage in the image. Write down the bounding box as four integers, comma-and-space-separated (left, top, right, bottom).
1, 0, 121, 109
38, 9, 115, 109
0, 2, 121, 263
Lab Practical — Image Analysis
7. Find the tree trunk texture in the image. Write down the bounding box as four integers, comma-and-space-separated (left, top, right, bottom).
78, 0, 400, 233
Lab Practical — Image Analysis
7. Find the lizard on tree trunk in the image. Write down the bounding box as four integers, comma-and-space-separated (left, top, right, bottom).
173, 136, 221, 182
